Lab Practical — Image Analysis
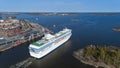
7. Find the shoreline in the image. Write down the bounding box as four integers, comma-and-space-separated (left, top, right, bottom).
73, 46, 119, 68
112, 27, 120, 32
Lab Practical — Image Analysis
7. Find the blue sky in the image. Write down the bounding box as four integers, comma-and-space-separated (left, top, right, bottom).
0, 0, 119, 12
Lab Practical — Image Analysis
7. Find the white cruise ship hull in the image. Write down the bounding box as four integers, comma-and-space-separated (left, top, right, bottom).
29, 33, 71, 59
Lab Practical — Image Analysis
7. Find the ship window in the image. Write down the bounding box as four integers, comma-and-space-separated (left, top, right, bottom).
33, 49, 41, 53
29, 47, 41, 53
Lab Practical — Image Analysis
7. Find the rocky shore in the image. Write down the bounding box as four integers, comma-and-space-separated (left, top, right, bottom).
73, 45, 120, 68
113, 27, 120, 32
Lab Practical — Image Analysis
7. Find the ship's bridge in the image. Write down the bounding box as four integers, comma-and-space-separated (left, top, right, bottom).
44, 33, 55, 40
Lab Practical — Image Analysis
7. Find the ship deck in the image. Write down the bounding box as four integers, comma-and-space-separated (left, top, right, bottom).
32, 40, 46, 46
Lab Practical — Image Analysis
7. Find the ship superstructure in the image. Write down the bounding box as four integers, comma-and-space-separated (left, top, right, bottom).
29, 28, 72, 58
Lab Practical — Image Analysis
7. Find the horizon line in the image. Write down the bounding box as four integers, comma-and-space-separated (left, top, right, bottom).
0, 11, 120, 13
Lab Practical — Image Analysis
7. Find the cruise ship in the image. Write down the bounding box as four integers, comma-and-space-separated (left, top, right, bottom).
29, 28, 72, 58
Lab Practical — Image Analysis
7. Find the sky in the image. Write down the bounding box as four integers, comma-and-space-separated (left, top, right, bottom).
0, 0, 119, 12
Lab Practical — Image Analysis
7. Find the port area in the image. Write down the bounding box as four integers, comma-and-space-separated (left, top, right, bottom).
0, 16, 52, 52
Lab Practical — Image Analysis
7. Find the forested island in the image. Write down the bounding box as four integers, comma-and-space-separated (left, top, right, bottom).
73, 45, 120, 68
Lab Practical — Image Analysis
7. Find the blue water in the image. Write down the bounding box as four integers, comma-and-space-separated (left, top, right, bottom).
0, 13, 120, 68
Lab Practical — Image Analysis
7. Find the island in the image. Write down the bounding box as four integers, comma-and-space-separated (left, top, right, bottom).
113, 27, 120, 32
73, 45, 120, 68
91, 13, 118, 16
